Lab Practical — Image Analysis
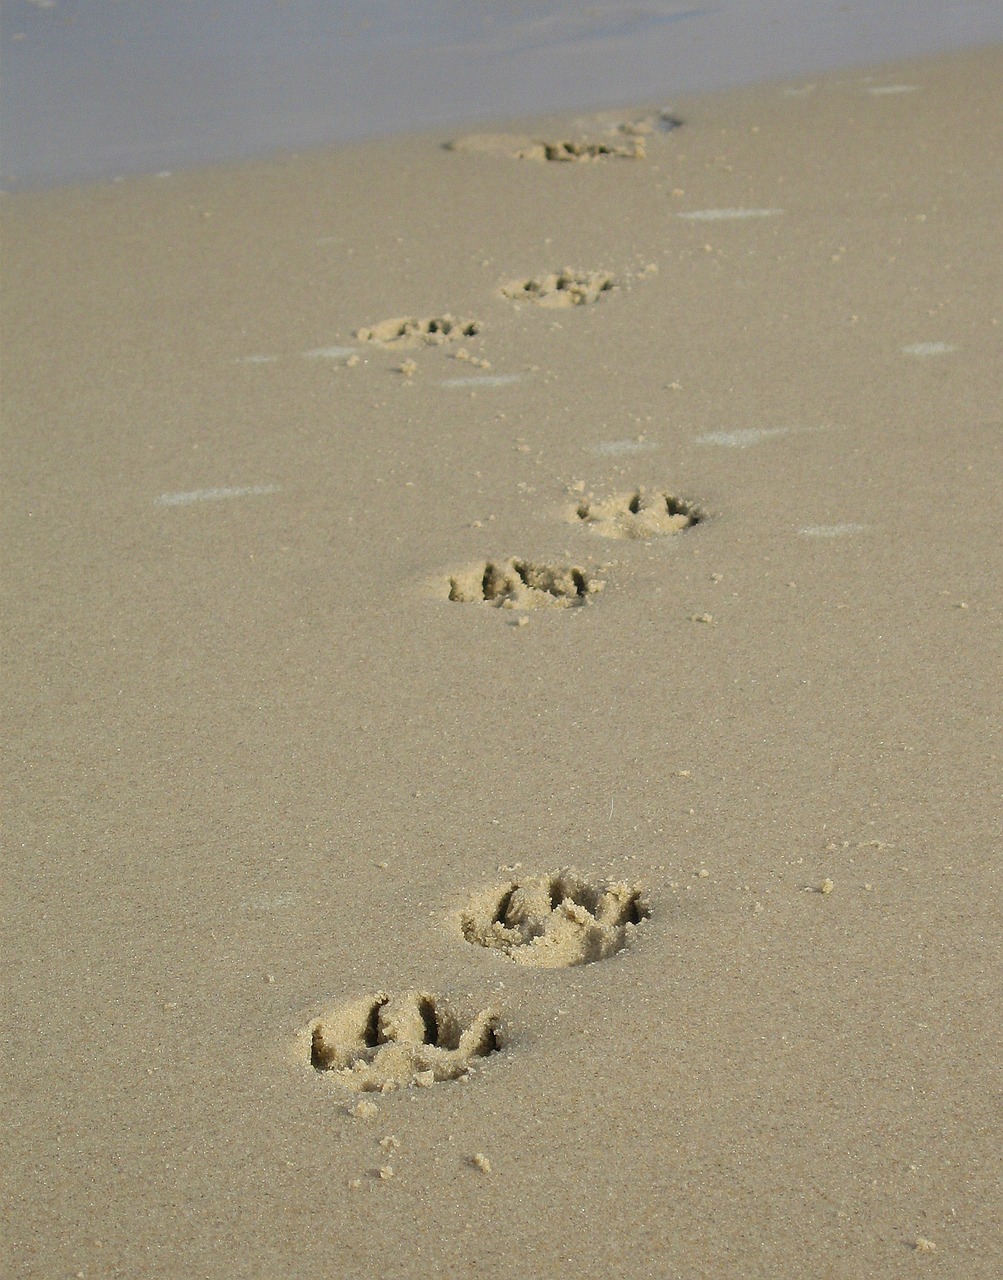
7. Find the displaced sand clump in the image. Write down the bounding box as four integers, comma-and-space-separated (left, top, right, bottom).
462, 868, 649, 967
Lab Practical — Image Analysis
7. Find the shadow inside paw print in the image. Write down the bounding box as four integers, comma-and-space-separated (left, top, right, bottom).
462, 869, 649, 967
574, 489, 704, 539
447, 558, 603, 609
307, 991, 501, 1092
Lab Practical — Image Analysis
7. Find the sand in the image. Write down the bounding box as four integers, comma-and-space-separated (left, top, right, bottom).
2, 46, 1001, 1279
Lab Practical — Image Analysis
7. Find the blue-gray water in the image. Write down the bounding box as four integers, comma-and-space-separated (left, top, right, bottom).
2, 0, 1002, 189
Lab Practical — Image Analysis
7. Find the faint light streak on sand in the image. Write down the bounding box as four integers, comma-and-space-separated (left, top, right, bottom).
902, 342, 955, 356
302, 346, 358, 359
798, 523, 867, 537
155, 485, 279, 507
440, 374, 522, 388
695, 427, 790, 448
677, 208, 783, 221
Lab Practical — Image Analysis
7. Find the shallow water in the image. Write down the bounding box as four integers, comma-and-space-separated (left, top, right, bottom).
3, 0, 1001, 188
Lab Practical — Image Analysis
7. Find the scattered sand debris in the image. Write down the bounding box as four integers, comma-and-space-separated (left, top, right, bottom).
454, 347, 492, 369
347, 1098, 379, 1119
398, 359, 418, 377
471, 1153, 492, 1173
462, 868, 649, 967
308, 991, 501, 1092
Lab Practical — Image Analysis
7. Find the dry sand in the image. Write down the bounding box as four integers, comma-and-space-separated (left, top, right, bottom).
2, 46, 1001, 1279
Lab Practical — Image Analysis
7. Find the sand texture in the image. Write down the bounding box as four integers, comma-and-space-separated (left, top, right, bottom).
2, 47, 1001, 1279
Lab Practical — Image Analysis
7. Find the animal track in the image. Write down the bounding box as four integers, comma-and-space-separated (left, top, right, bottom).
462, 869, 649, 968
355, 315, 482, 347
615, 111, 685, 137
445, 133, 643, 162
446, 116, 681, 162
307, 991, 501, 1092
500, 269, 615, 308
522, 138, 646, 162
446, 558, 603, 609
573, 489, 704, 539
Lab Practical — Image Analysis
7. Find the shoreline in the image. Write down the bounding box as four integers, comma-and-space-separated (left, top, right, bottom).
4, 0, 1003, 188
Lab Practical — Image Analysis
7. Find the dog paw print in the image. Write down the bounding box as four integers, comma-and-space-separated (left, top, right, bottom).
615, 111, 684, 137
500, 270, 615, 308
515, 138, 645, 162
355, 315, 482, 346
445, 116, 681, 162
446, 558, 603, 609
461, 869, 649, 967
445, 133, 644, 162
573, 489, 704, 539
307, 991, 501, 1092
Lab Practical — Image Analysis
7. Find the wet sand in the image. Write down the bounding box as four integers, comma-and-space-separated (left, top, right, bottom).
3, 46, 1001, 1279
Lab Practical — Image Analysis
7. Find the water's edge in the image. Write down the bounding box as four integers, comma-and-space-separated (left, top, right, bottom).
3, 0, 1002, 190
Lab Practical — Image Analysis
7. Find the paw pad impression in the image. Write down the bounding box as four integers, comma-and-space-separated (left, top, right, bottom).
447, 558, 603, 608
500, 270, 615, 308
461, 869, 649, 967
355, 315, 482, 346
574, 489, 703, 539
307, 991, 501, 1092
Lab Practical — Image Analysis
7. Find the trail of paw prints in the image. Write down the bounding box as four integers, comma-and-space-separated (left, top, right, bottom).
462, 869, 649, 967
572, 488, 704, 539
500, 268, 615, 308
307, 991, 501, 1092
446, 558, 604, 609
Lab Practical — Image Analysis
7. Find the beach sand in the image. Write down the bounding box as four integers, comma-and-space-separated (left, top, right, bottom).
2, 46, 1000, 1279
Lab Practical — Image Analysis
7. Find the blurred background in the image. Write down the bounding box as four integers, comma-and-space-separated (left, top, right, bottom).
3, 0, 1002, 188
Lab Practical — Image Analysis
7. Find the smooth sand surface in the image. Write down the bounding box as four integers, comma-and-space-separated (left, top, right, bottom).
3, 47, 1001, 1279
